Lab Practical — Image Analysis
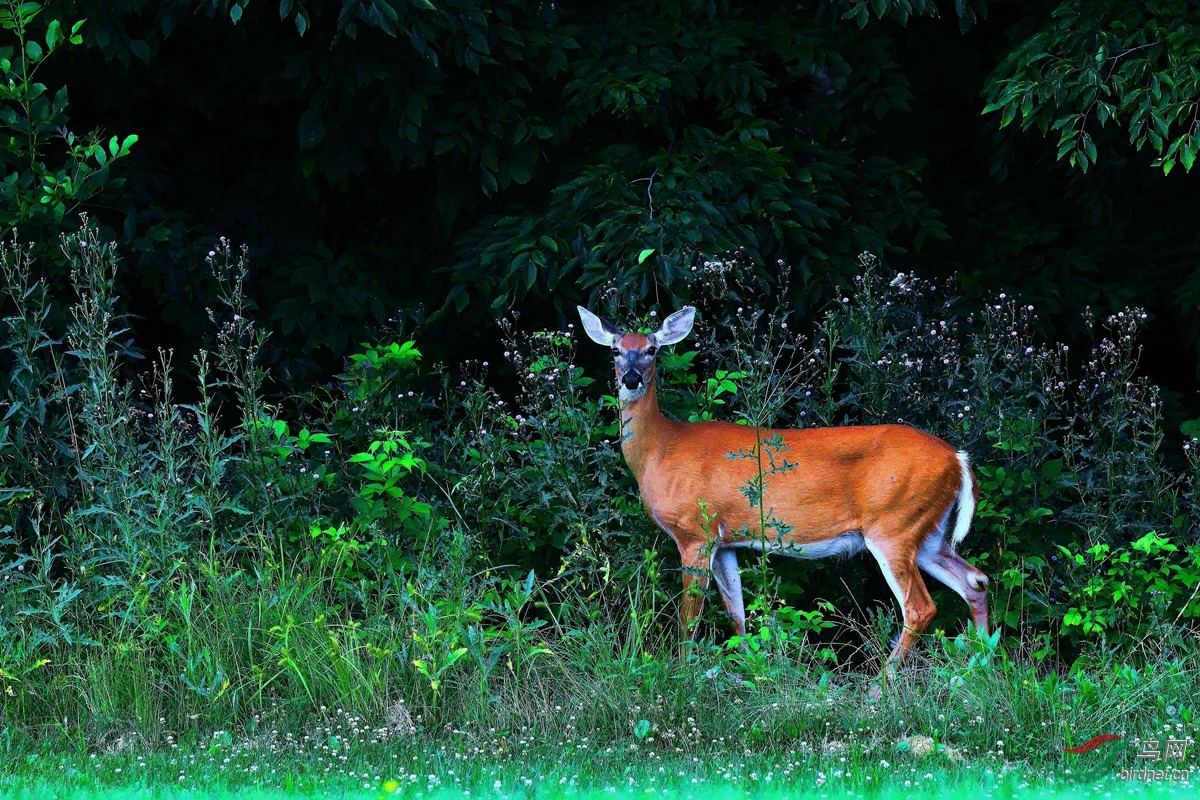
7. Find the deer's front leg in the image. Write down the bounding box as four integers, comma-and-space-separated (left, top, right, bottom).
679, 543, 710, 641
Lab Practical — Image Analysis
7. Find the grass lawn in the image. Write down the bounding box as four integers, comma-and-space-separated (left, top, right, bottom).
2, 728, 1193, 800
0, 774, 1194, 799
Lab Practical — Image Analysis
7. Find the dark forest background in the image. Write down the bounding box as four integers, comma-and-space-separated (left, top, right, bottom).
4, 0, 1199, 424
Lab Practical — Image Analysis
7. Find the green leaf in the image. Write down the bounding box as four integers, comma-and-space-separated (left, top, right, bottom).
1181, 140, 1197, 172
999, 102, 1017, 128
12, 3, 41, 27
25, 39, 42, 62
1082, 133, 1097, 165
230, 4, 243, 24
129, 39, 151, 61
45, 19, 61, 50
509, 161, 532, 184
637, 248, 655, 265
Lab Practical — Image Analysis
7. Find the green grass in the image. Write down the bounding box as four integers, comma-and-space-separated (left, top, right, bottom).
3, 638, 1197, 799
2, 710, 1195, 800
1, 763, 1194, 800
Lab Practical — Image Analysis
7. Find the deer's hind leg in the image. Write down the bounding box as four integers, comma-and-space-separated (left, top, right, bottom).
863, 536, 938, 666
918, 543, 990, 633
710, 547, 746, 635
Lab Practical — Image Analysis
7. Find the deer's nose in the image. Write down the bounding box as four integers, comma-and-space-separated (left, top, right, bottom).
622, 370, 643, 390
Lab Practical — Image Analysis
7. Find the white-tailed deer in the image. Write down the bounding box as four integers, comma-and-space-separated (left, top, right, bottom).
577, 305, 989, 669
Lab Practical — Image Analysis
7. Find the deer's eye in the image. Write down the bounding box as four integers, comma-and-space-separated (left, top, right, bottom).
646, 346, 657, 356
611, 347, 621, 356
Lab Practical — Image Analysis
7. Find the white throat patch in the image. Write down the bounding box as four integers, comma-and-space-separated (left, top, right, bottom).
619, 382, 648, 403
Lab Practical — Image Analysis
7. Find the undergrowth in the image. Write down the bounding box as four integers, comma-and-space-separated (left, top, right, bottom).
0, 227, 1197, 760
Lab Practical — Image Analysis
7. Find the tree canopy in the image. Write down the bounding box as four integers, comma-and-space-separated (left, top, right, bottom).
2, 0, 1197, 408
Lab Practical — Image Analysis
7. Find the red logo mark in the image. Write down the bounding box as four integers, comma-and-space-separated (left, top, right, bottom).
1063, 734, 1123, 754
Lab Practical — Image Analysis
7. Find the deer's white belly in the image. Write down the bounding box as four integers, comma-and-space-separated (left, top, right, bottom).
725, 530, 865, 560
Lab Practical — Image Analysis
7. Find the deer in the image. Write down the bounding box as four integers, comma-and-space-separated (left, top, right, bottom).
577, 304, 989, 675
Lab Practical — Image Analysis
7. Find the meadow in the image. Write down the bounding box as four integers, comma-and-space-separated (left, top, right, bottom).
4, 671, 1198, 799
2, 231, 1198, 796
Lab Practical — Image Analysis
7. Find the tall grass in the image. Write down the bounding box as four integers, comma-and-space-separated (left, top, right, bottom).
0, 227, 1197, 777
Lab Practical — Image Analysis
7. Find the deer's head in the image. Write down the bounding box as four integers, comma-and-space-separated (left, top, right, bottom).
577, 306, 695, 402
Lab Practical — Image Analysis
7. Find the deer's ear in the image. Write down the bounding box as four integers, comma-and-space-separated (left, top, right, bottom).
653, 306, 695, 347
577, 306, 621, 347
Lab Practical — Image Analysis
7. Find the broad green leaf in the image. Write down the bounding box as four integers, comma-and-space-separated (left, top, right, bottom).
509, 161, 532, 184
637, 248, 655, 264
45, 19, 61, 50
1181, 140, 1197, 172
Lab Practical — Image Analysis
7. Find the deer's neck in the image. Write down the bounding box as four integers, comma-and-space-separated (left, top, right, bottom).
619, 378, 671, 483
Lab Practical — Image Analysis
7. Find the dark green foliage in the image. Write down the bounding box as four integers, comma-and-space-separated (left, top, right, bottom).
0, 2, 136, 242
0, 0, 1195, 402
442, 1, 948, 318
428, 321, 633, 566
983, 0, 1200, 175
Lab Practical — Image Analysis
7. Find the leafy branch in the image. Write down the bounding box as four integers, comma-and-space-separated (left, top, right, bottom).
982, 2, 1200, 174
